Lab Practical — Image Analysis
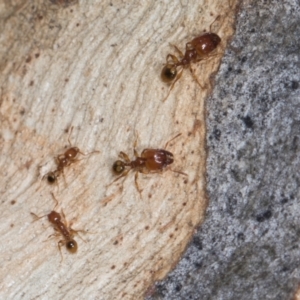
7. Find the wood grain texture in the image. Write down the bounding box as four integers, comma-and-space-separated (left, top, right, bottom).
0, 0, 238, 299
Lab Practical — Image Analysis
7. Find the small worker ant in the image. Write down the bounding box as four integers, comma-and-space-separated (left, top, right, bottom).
161, 16, 221, 101
111, 133, 187, 194
44, 126, 99, 185
31, 193, 85, 259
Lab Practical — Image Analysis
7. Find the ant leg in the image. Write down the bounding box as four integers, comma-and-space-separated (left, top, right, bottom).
164, 133, 182, 149
67, 126, 74, 146
186, 42, 193, 50
119, 151, 131, 163
134, 149, 139, 158
170, 45, 184, 59
40, 232, 60, 244
47, 231, 60, 240
50, 192, 60, 210
66, 125, 100, 161
147, 168, 187, 177
166, 53, 180, 64
134, 171, 143, 196
70, 228, 89, 242
71, 227, 90, 235
133, 132, 140, 158
114, 168, 131, 182
77, 149, 100, 158
190, 52, 221, 90
75, 232, 87, 243
189, 64, 206, 89
195, 52, 220, 63
107, 168, 131, 187
209, 15, 221, 32
57, 154, 65, 162
37, 165, 46, 190
55, 175, 60, 192
169, 168, 188, 177
60, 208, 67, 225
162, 67, 183, 102
66, 125, 100, 159
57, 240, 64, 262
30, 212, 48, 221
60, 168, 67, 187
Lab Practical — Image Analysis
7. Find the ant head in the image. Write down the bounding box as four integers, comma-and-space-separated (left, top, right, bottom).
112, 160, 126, 175
66, 240, 78, 253
65, 147, 79, 159
46, 171, 57, 184
192, 33, 221, 57
48, 210, 61, 223
161, 64, 177, 83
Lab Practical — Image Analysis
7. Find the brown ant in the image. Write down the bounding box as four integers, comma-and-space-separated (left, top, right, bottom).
44, 126, 99, 185
31, 193, 84, 259
111, 133, 187, 194
161, 16, 221, 101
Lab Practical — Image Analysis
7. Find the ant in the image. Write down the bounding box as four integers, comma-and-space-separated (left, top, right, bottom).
161, 16, 221, 101
31, 193, 84, 259
111, 133, 187, 194
45, 126, 99, 185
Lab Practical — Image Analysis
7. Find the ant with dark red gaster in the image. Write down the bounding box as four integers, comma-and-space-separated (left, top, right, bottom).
111, 133, 187, 194
161, 16, 221, 101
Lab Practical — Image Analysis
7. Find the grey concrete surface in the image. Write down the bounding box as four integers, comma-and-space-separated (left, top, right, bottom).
148, 1, 300, 299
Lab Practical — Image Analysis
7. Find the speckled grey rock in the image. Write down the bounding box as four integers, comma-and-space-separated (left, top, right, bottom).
148, 1, 300, 299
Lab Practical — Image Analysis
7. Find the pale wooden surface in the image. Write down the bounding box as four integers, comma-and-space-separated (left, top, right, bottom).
0, 0, 238, 299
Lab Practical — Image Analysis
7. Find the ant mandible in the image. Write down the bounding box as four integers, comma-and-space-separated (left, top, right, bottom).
45, 126, 99, 185
161, 16, 221, 101
31, 193, 84, 260
111, 133, 187, 194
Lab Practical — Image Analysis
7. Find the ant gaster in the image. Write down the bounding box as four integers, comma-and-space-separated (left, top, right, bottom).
111, 133, 187, 194
161, 16, 221, 101
31, 193, 84, 260
45, 126, 99, 185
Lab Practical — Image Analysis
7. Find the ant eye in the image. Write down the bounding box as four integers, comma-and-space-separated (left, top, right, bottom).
112, 160, 125, 174
66, 240, 77, 253
161, 64, 177, 83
